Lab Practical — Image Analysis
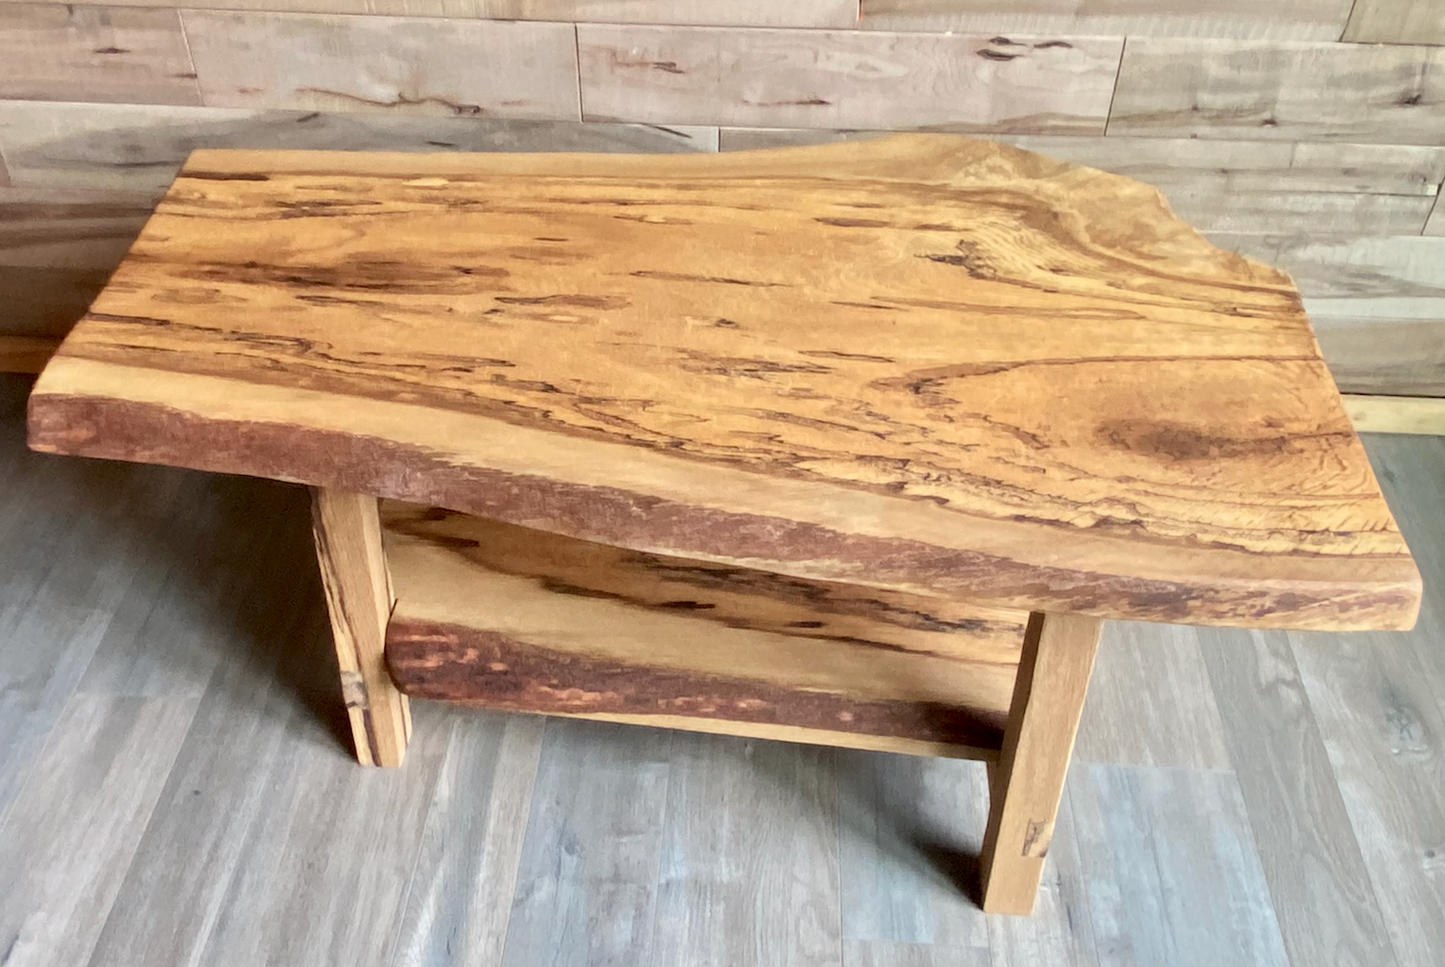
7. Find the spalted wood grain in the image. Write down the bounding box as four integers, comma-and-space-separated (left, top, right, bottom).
27, 136, 1420, 629
721, 129, 1443, 234
311, 488, 410, 766
382, 501, 1025, 758
184, 10, 579, 120
578, 25, 1123, 132
0, 3, 201, 105
1109, 39, 1445, 145
860, 0, 1356, 40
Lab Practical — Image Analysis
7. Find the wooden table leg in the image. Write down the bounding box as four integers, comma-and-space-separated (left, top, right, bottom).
310, 487, 411, 767
978, 611, 1102, 914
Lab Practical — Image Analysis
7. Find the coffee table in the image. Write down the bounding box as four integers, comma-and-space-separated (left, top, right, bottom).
26, 135, 1420, 915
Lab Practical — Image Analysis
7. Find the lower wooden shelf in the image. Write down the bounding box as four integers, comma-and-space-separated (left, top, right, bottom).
380, 501, 1027, 760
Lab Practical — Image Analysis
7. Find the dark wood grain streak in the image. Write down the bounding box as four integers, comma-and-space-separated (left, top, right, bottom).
380, 502, 1027, 658
387, 618, 1006, 754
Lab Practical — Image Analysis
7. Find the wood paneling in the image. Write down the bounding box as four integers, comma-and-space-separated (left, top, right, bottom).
1427, 193, 1445, 235
1343, 0, 1445, 45
183, 10, 579, 120
1009, 136, 1436, 233
1219, 235, 1445, 396
0, 186, 151, 269
578, 25, 1123, 132
0, 3, 200, 105
0, 187, 153, 341
0, 0, 859, 27
383, 504, 1023, 758
0, 101, 715, 196
1343, 395, 1445, 434
1109, 39, 1445, 145
861, 0, 1355, 41
1315, 318, 1445, 396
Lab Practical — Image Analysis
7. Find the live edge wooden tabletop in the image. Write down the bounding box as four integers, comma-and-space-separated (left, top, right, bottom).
27, 134, 1420, 632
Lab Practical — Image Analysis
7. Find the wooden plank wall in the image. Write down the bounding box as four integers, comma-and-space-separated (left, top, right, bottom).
1, 0, 1442, 396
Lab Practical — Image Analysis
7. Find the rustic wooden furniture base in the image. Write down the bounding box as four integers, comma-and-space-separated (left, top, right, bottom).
27, 136, 1420, 917
311, 488, 1100, 913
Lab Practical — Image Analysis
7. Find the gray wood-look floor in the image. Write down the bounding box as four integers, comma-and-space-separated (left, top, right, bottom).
2, 369, 1443, 967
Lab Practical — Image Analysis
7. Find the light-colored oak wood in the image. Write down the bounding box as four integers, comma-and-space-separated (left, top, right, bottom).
1108, 39, 1445, 145
578, 25, 1123, 132
1343, 395, 1445, 435
382, 502, 1025, 758
985, 777, 1097, 965
979, 612, 1103, 915
859, 0, 1356, 40
724, 129, 1445, 195
26, 136, 1421, 629
0, 0, 859, 27
0, 3, 200, 106
310, 488, 410, 767
1343, 0, 1445, 44
183, 10, 580, 120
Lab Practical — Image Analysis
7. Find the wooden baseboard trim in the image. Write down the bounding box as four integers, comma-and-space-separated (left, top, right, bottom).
0, 336, 61, 375
1343, 394, 1445, 436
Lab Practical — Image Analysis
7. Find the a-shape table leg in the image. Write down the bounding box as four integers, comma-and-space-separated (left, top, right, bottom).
310, 487, 411, 767
979, 611, 1103, 914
